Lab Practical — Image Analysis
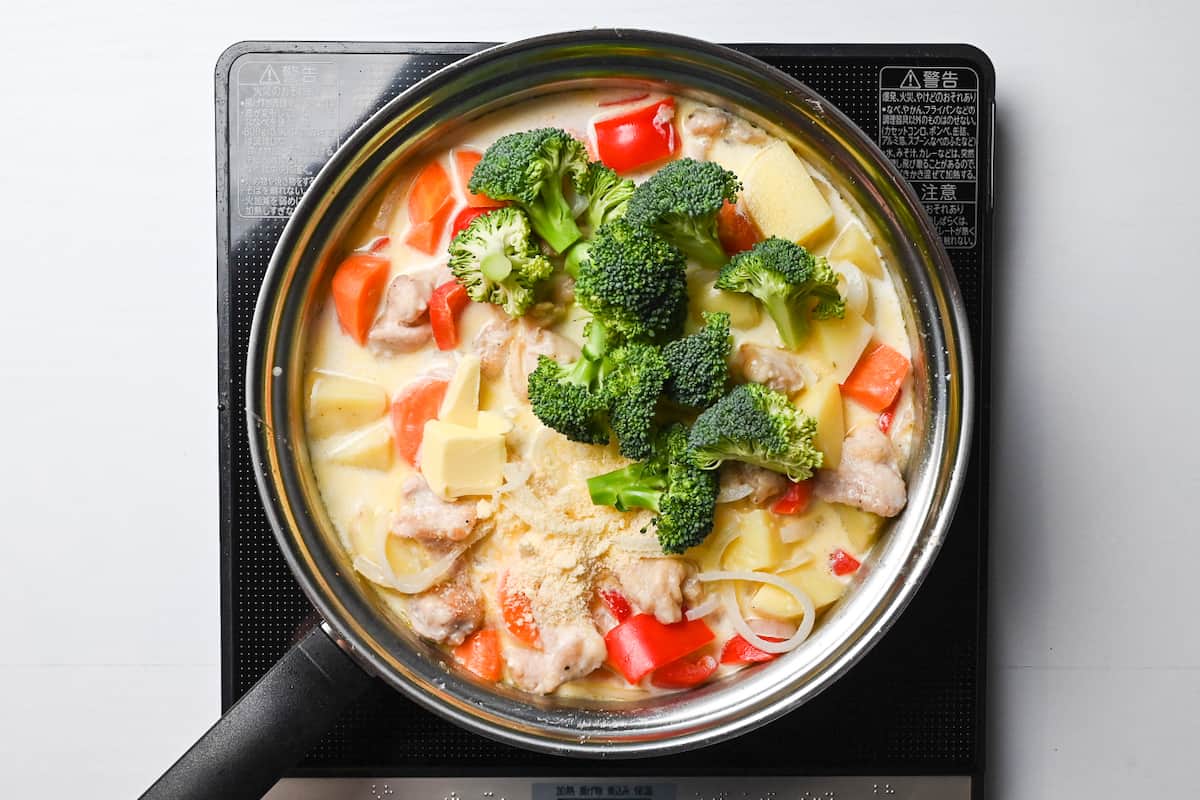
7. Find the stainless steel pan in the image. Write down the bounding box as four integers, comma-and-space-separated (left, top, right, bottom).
144, 29, 972, 800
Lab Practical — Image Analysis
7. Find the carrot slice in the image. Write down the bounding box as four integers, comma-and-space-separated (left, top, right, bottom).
408, 160, 452, 223
717, 199, 761, 255
452, 149, 506, 208
840, 343, 911, 413
330, 253, 390, 345
454, 629, 502, 682
402, 196, 455, 254
500, 576, 540, 647
390, 378, 450, 465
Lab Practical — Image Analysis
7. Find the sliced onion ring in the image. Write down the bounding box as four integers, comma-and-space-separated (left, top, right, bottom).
716, 482, 754, 504
748, 617, 797, 640
697, 570, 816, 654
684, 595, 720, 621
352, 548, 463, 594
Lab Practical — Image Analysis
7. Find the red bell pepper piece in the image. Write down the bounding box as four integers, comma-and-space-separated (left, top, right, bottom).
878, 393, 902, 434
651, 654, 718, 689
604, 614, 714, 684
598, 92, 650, 107
450, 206, 492, 240
830, 548, 861, 576
771, 479, 813, 515
599, 589, 633, 623
453, 628, 502, 682
719, 634, 784, 665
389, 378, 450, 466
429, 280, 470, 350
592, 98, 677, 174
840, 343, 911, 413
363, 235, 390, 253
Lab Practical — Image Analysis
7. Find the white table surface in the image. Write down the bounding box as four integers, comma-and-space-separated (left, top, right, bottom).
2, 1, 1196, 796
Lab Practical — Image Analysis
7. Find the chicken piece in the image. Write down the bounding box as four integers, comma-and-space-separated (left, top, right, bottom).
504, 622, 607, 694
720, 461, 789, 505
368, 274, 433, 355
404, 568, 483, 646
614, 558, 701, 624
508, 321, 581, 401
681, 107, 727, 161
726, 116, 768, 144
735, 343, 808, 395
814, 425, 908, 517
684, 106, 730, 138
472, 315, 516, 379
393, 473, 479, 544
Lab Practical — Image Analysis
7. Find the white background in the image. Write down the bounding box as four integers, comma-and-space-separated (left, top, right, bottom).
1, 1, 1196, 797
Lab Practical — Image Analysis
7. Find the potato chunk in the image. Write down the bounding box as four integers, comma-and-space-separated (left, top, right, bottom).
743, 140, 835, 246
326, 421, 394, 470
723, 510, 783, 571
751, 562, 847, 619
828, 222, 883, 279
307, 375, 388, 439
796, 379, 845, 469
812, 310, 874, 384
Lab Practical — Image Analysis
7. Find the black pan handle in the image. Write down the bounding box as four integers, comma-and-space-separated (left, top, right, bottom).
141, 623, 373, 800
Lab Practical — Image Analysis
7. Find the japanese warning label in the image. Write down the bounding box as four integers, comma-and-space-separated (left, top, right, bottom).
234, 60, 340, 220
879, 66, 980, 249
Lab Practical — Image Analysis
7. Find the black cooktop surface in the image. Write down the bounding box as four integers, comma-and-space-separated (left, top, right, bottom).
216, 40, 993, 785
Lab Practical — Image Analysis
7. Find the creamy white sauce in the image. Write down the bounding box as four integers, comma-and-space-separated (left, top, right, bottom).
303, 89, 914, 698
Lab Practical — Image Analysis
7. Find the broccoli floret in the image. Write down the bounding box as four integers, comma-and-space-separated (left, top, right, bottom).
687, 382, 824, 481
578, 161, 636, 233
626, 158, 741, 268
587, 424, 719, 554
467, 128, 588, 253
603, 342, 669, 460
662, 312, 732, 409
526, 319, 670, 458
447, 207, 553, 316
526, 321, 611, 445
714, 237, 845, 349
574, 219, 688, 341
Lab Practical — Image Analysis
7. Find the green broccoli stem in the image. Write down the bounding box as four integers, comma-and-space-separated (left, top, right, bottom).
675, 234, 729, 270
761, 293, 810, 350
563, 240, 590, 278
586, 463, 666, 512
526, 177, 582, 254
580, 318, 610, 362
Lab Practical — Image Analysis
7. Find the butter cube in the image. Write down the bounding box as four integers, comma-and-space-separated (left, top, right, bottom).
438, 354, 481, 428
476, 410, 513, 436
722, 510, 783, 571
813, 310, 874, 384
419, 419, 506, 499
327, 421, 394, 470
743, 140, 835, 246
828, 223, 883, 279
307, 375, 388, 438
796, 380, 845, 469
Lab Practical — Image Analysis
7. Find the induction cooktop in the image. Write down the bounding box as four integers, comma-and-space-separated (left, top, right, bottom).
215, 40, 994, 800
